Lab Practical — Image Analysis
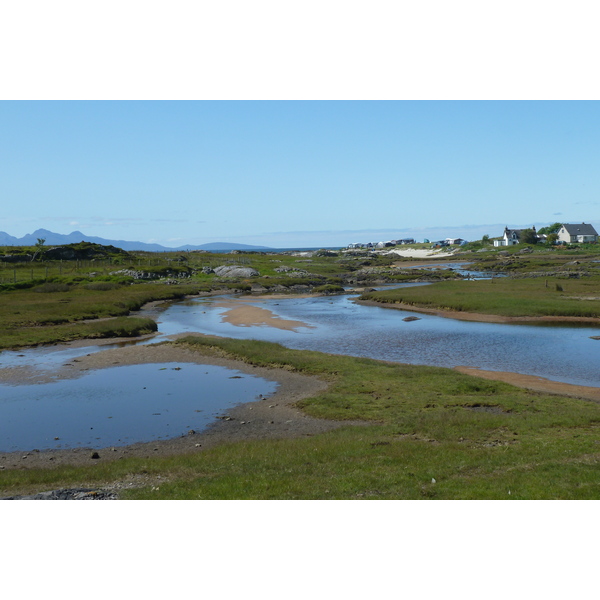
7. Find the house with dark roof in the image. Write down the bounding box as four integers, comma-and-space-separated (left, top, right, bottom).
493, 226, 536, 247
557, 223, 598, 244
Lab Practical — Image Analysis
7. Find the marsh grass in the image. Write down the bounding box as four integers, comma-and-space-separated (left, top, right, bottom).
361, 277, 600, 318
3, 337, 599, 499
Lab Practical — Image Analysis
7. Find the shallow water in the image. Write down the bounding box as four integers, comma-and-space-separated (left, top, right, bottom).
2, 284, 599, 451
158, 292, 600, 388
0, 362, 277, 452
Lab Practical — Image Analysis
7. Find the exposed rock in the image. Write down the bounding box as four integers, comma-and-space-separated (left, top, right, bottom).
213, 265, 259, 278
0, 254, 32, 263
44, 243, 130, 261
1, 488, 117, 500
110, 269, 192, 280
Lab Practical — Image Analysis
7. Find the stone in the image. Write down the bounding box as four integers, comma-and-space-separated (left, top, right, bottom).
90, 452, 100, 459
213, 265, 259, 278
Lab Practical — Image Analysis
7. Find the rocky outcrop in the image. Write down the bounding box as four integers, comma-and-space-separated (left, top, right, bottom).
213, 266, 259, 278
0, 254, 31, 263
43, 243, 131, 261
1, 488, 117, 500
110, 269, 192, 280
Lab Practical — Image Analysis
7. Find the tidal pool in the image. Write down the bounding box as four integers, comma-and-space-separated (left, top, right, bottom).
0, 362, 277, 452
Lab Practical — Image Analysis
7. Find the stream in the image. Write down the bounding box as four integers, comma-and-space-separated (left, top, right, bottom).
1, 279, 599, 451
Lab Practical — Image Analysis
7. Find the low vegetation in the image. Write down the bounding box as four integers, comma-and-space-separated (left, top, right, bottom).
2, 337, 600, 499
2, 241, 600, 499
360, 276, 600, 319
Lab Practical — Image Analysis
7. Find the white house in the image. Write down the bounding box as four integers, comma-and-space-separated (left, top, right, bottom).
557, 223, 598, 244
493, 227, 535, 246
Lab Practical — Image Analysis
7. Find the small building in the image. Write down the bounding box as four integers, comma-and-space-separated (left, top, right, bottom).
494, 227, 523, 246
493, 226, 536, 247
557, 223, 598, 244
445, 238, 464, 245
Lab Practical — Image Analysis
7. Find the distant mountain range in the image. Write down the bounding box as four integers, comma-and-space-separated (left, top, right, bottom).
0, 229, 274, 252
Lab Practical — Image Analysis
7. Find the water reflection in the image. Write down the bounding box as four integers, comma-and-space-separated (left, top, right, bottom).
161, 293, 600, 388
0, 363, 277, 452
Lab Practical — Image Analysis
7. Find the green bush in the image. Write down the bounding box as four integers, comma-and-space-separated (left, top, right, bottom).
84, 282, 122, 291
33, 283, 71, 293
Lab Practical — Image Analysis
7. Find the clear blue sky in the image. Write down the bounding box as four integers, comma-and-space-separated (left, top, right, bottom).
1, 101, 599, 248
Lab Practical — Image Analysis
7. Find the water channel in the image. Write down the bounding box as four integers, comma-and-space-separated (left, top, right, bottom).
155, 291, 600, 388
1, 280, 599, 452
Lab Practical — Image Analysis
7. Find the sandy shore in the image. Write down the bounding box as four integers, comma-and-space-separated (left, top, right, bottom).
384, 248, 458, 259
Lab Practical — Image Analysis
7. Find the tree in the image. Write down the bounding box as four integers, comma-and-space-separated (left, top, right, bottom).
538, 222, 562, 236
31, 237, 46, 261
482, 234, 490, 245
521, 228, 538, 244
546, 232, 559, 245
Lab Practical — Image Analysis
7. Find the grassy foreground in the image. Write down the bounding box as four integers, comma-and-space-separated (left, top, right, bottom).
361, 276, 600, 319
2, 337, 600, 499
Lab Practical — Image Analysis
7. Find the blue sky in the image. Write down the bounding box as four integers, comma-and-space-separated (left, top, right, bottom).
1, 100, 599, 248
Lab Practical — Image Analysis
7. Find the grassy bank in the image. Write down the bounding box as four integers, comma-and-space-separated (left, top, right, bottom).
0, 280, 246, 349
360, 276, 600, 319
2, 337, 600, 499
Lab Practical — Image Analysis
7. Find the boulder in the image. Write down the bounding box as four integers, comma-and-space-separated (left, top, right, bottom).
213, 265, 259, 278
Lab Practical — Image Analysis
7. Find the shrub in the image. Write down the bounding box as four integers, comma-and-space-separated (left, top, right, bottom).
84, 282, 122, 291
33, 283, 71, 293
